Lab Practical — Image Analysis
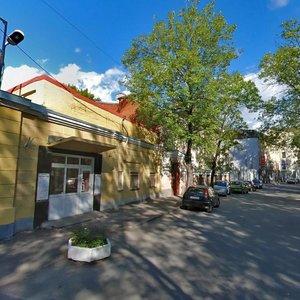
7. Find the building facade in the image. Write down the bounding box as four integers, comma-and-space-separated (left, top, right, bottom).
0, 76, 166, 240
263, 144, 300, 183
230, 137, 260, 181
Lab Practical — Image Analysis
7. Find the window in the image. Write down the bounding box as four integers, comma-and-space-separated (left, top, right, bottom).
82, 171, 90, 192
81, 158, 92, 165
50, 167, 64, 194
66, 168, 79, 193
51, 155, 65, 164
150, 172, 156, 188
67, 157, 80, 165
130, 172, 139, 190
117, 171, 124, 191
49, 154, 94, 195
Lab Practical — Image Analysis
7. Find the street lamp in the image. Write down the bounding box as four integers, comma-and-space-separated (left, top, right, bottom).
0, 18, 24, 89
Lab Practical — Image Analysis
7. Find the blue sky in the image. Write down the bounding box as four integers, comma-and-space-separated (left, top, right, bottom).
1, 0, 299, 105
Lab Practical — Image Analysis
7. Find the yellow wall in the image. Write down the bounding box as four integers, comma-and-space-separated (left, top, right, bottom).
101, 143, 161, 206
18, 114, 161, 210
0, 107, 21, 225
2, 79, 161, 237
13, 80, 157, 144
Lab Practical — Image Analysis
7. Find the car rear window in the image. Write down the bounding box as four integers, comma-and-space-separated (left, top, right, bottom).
231, 181, 241, 185
187, 187, 206, 194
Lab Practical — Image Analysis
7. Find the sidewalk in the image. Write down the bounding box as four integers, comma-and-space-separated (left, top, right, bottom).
42, 196, 181, 232
0, 196, 181, 300
3, 196, 182, 243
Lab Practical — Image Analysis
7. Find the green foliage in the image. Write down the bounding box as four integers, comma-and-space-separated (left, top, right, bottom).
71, 227, 107, 248
259, 18, 300, 131
122, 0, 261, 183
69, 84, 101, 102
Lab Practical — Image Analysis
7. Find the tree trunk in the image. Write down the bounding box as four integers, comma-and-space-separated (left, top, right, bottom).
185, 138, 193, 189
210, 159, 217, 187
210, 140, 222, 186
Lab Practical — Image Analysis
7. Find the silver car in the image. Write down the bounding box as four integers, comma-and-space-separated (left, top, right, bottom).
213, 180, 230, 196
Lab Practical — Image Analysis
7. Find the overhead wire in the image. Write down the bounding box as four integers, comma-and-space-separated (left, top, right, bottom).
0, 27, 122, 126
41, 0, 120, 66
37, 0, 125, 126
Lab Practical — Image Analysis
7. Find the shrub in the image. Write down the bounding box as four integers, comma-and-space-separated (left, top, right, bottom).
71, 227, 107, 248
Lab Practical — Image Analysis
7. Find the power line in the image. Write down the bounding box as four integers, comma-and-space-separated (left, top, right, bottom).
41, 0, 120, 66
0, 34, 120, 125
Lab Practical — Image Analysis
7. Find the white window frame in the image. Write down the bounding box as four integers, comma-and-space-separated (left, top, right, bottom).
130, 172, 139, 190
117, 171, 124, 191
50, 154, 94, 195
150, 172, 156, 188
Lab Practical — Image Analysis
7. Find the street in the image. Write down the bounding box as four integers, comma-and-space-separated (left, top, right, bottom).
0, 184, 300, 300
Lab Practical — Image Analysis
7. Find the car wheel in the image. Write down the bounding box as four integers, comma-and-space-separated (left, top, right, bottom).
206, 203, 213, 213
180, 205, 187, 210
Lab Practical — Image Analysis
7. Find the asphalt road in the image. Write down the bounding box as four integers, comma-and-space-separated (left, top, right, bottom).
0, 184, 299, 300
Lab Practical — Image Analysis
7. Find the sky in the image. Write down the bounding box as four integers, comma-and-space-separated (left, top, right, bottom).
1, 0, 299, 126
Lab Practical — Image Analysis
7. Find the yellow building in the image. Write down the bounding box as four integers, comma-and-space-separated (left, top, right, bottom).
0, 75, 161, 240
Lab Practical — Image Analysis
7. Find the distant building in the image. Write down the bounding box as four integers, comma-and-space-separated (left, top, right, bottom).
264, 144, 299, 183
230, 137, 260, 181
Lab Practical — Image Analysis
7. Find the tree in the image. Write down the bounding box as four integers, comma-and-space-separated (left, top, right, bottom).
259, 19, 300, 150
68, 84, 101, 102
122, 0, 260, 186
197, 73, 260, 185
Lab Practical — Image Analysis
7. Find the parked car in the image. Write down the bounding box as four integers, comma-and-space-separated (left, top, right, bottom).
213, 180, 230, 196
244, 181, 256, 192
252, 178, 263, 189
181, 185, 220, 213
230, 180, 248, 194
286, 178, 297, 184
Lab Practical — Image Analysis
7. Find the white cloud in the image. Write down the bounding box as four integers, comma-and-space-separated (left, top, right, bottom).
54, 64, 127, 102
36, 58, 49, 66
245, 73, 286, 101
2, 63, 127, 102
269, 0, 289, 9
240, 106, 261, 130
2, 65, 44, 89
242, 72, 286, 129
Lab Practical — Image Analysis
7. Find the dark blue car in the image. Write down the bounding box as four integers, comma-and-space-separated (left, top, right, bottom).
181, 185, 220, 213
252, 178, 263, 189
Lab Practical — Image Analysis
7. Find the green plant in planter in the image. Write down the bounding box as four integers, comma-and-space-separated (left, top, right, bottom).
71, 227, 107, 248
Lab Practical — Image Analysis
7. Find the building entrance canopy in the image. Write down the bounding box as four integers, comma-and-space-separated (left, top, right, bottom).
48, 136, 116, 153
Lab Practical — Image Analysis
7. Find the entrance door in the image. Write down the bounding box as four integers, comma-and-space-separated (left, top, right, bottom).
77, 167, 94, 215
48, 154, 94, 220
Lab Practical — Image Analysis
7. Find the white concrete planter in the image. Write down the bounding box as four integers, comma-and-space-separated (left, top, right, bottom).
67, 238, 111, 262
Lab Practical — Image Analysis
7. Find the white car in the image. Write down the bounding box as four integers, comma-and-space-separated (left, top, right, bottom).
286, 178, 298, 184
213, 181, 230, 196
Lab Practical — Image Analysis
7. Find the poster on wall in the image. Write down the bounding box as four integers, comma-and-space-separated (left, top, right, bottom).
37, 173, 50, 201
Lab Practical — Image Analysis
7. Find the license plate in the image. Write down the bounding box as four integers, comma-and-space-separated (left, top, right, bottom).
189, 196, 199, 199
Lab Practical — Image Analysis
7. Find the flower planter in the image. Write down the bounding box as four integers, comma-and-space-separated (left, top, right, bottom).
67, 238, 111, 262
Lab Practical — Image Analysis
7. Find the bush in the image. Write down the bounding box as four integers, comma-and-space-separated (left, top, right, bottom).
71, 227, 107, 248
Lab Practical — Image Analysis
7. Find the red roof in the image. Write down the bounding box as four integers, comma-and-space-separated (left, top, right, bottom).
7, 75, 139, 123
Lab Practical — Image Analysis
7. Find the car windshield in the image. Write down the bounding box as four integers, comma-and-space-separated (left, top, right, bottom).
215, 181, 226, 186
231, 181, 241, 185
187, 187, 206, 194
